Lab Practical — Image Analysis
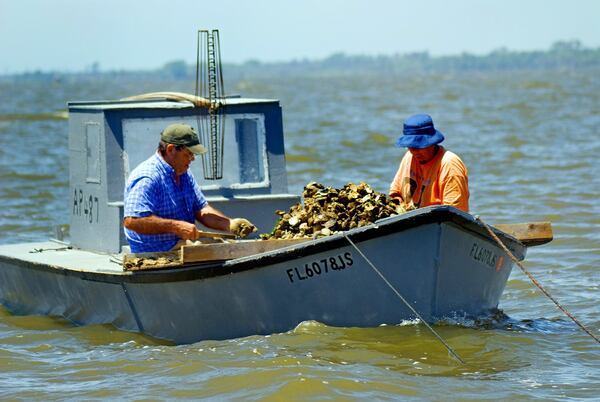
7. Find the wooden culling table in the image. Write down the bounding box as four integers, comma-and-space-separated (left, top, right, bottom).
123, 237, 309, 271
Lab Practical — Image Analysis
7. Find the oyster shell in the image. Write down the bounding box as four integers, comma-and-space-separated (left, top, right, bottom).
260, 181, 409, 239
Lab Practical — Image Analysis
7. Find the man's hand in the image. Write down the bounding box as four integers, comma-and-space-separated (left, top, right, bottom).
400, 200, 417, 212
173, 220, 200, 240
229, 218, 257, 238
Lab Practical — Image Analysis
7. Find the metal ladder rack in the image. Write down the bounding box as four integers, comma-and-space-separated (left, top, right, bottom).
195, 29, 226, 180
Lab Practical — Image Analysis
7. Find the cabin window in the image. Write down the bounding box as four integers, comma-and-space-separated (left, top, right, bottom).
235, 118, 264, 183
85, 123, 101, 183
122, 114, 269, 190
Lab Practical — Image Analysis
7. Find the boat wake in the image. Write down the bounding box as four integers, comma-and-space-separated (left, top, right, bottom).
290, 310, 576, 336
436, 309, 577, 334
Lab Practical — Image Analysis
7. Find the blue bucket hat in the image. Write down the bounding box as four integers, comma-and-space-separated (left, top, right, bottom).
396, 114, 445, 149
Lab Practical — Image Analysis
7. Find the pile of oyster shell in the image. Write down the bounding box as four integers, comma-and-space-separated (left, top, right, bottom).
261, 181, 409, 239
123, 254, 181, 271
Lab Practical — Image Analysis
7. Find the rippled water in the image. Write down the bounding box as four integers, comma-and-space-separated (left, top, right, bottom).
0, 69, 599, 400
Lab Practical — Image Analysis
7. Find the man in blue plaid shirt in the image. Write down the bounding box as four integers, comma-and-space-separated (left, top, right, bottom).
123, 123, 256, 253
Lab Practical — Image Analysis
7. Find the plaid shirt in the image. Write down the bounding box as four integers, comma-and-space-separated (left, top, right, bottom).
124, 152, 208, 253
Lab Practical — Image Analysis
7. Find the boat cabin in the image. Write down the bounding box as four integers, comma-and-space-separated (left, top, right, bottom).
67, 96, 300, 253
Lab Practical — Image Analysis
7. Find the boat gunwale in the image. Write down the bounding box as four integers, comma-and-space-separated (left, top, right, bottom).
0, 206, 525, 285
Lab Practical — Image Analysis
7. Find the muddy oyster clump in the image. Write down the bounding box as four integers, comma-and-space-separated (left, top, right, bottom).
123, 255, 181, 271
261, 181, 409, 239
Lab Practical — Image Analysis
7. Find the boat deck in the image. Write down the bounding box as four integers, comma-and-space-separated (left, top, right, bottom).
0, 207, 531, 285
0, 241, 127, 275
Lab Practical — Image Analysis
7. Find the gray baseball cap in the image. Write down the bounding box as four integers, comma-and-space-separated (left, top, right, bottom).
160, 124, 207, 155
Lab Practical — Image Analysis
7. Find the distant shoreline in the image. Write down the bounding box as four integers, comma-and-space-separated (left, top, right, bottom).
2, 40, 599, 79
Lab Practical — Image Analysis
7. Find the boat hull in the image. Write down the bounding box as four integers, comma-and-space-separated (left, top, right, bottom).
0, 207, 525, 344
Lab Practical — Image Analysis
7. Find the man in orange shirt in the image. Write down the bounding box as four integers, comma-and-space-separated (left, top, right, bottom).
389, 114, 469, 212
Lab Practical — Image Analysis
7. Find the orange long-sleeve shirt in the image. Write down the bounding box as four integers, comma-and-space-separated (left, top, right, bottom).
389, 146, 469, 212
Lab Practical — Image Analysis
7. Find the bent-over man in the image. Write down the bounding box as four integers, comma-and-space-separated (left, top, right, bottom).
124, 123, 255, 253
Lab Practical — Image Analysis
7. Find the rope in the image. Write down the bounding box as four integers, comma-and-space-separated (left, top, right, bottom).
343, 233, 465, 365
29, 246, 72, 253
121, 92, 213, 109
476, 216, 600, 345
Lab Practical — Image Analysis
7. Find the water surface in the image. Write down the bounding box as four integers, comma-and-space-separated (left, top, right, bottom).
0, 70, 599, 400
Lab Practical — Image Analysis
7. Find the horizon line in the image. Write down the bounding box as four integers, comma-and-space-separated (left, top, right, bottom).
1, 39, 595, 76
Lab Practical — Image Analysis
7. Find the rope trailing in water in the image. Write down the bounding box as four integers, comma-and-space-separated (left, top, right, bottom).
476, 216, 600, 345
343, 233, 466, 365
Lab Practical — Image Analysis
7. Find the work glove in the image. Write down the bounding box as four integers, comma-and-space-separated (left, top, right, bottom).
229, 218, 257, 238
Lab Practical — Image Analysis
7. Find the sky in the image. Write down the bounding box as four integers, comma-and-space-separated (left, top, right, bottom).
1, 0, 600, 74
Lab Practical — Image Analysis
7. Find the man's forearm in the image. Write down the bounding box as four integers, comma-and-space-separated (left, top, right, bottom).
123, 215, 178, 235
124, 215, 200, 240
196, 204, 231, 232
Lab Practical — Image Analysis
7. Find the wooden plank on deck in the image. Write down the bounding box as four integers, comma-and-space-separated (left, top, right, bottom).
180, 238, 311, 263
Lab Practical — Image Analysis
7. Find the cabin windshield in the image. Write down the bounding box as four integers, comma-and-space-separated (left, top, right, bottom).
122, 114, 269, 189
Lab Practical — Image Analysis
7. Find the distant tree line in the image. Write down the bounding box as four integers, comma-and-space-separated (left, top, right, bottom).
4, 40, 599, 81
224, 40, 600, 78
